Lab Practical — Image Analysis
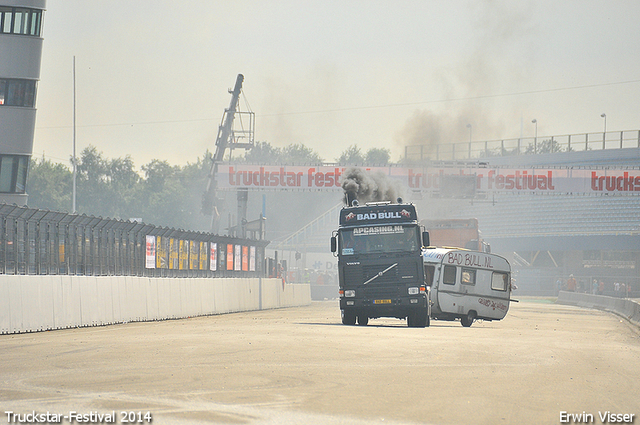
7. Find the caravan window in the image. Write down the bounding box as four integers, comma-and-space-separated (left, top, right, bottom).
491, 272, 509, 291
461, 268, 476, 285
442, 265, 456, 285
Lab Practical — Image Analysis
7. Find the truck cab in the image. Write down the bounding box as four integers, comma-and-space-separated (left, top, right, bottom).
331, 201, 430, 327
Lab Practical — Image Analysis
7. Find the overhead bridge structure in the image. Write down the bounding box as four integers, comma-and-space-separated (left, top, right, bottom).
270, 203, 341, 253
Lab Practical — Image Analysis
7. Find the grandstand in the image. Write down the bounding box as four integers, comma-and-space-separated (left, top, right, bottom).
270, 140, 640, 296
448, 192, 639, 250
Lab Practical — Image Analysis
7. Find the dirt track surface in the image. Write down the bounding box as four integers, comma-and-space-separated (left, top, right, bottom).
1, 299, 639, 425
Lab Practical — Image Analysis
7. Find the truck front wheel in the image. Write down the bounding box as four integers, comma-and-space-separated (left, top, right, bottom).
342, 310, 356, 325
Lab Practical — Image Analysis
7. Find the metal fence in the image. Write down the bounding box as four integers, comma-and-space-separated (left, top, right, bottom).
0, 204, 269, 277
405, 130, 640, 161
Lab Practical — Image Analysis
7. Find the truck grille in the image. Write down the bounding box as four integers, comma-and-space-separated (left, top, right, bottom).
343, 262, 418, 287
364, 284, 399, 299
363, 264, 399, 284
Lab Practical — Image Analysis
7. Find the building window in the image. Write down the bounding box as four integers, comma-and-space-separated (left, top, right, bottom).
0, 155, 29, 194
0, 7, 43, 36
0, 79, 37, 107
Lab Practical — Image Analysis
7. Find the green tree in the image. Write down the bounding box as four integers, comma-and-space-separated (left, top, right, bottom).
74, 146, 143, 219
108, 155, 141, 218
281, 143, 323, 163
235, 141, 282, 163
479, 147, 519, 157
138, 159, 185, 226
336, 145, 365, 164
174, 151, 215, 230
525, 138, 568, 155
76, 146, 113, 217
26, 157, 72, 211
142, 159, 178, 193
234, 142, 323, 164
365, 147, 391, 165
25, 143, 341, 233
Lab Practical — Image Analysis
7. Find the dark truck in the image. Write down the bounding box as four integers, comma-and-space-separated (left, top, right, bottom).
331, 201, 430, 327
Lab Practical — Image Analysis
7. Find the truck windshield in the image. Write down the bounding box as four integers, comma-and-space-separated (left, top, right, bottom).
339, 225, 420, 255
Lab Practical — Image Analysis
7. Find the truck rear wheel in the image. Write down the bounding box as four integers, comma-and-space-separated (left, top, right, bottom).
342, 310, 356, 325
357, 315, 369, 326
408, 310, 428, 328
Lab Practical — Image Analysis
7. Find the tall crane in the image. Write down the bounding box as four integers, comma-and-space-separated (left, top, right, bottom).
202, 74, 254, 233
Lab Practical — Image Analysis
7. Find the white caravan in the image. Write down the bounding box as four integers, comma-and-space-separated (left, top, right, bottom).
423, 248, 512, 327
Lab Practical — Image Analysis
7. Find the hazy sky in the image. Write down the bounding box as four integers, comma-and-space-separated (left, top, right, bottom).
33, 0, 640, 167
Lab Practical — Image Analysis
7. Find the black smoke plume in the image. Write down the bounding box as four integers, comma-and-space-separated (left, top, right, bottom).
341, 167, 404, 205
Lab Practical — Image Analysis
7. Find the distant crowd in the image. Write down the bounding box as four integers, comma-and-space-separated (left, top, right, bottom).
557, 274, 635, 298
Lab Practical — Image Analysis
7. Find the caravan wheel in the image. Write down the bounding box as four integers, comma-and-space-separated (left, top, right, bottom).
461, 311, 476, 327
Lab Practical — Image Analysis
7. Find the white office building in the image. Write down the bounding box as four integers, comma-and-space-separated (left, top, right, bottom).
0, 0, 45, 205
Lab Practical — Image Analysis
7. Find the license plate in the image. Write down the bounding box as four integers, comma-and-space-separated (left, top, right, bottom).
374, 299, 392, 304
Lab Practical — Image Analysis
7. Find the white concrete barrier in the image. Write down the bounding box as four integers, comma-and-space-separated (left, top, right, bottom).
0, 276, 311, 334
556, 291, 640, 327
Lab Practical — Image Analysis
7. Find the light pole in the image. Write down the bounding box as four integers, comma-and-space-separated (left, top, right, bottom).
532, 119, 537, 154
466, 124, 472, 158
72, 56, 77, 214
601, 113, 607, 149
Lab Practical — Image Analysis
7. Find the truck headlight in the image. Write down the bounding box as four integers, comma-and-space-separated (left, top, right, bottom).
408, 287, 419, 295
345, 290, 356, 297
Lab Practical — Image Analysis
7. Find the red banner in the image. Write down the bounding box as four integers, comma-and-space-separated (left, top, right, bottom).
216, 164, 640, 195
